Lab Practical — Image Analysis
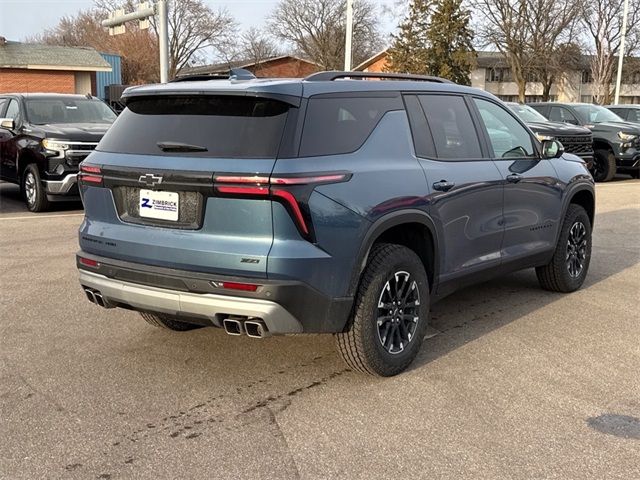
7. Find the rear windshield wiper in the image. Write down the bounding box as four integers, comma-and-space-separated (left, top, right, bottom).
157, 141, 208, 152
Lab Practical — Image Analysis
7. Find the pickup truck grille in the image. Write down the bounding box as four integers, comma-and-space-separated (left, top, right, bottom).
65, 142, 98, 167
557, 135, 593, 155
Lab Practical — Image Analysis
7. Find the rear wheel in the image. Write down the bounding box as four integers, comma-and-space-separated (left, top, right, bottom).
22, 164, 50, 212
536, 204, 592, 293
335, 243, 430, 376
139, 312, 203, 331
592, 149, 616, 182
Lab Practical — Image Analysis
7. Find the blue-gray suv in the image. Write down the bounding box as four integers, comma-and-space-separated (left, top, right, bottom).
77, 71, 595, 376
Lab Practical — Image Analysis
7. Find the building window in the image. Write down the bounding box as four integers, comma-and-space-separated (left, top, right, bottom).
581, 71, 593, 84
580, 95, 594, 103
485, 68, 512, 82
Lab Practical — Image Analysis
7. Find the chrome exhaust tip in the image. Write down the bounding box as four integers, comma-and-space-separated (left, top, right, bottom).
245, 319, 270, 338
93, 292, 115, 309
223, 318, 244, 336
84, 287, 97, 304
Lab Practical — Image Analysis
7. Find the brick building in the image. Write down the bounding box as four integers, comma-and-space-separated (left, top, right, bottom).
177, 55, 320, 79
0, 38, 111, 95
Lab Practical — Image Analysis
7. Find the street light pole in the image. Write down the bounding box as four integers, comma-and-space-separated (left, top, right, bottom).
101, 1, 170, 83
614, 0, 630, 105
344, 0, 353, 71
157, 0, 169, 83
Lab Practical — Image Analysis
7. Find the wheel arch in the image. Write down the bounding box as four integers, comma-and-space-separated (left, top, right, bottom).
348, 210, 439, 297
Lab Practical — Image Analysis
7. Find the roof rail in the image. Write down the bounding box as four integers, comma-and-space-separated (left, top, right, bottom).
304, 71, 454, 84
170, 68, 257, 83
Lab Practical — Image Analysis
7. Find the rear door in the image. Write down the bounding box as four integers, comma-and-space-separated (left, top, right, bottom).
471, 97, 562, 262
405, 93, 505, 284
0, 98, 21, 182
80, 94, 294, 277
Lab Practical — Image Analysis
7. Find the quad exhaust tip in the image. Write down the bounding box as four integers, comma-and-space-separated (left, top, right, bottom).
223, 318, 244, 336
83, 287, 114, 309
245, 319, 269, 338
222, 317, 270, 338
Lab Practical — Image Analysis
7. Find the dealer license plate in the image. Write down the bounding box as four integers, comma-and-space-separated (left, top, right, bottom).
139, 189, 179, 221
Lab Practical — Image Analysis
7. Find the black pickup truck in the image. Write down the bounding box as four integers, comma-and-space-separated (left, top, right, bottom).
0, 93, 116, 211
506, 103, 594, 170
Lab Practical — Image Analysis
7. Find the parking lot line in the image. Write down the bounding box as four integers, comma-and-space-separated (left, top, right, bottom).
0, 213, 84, 221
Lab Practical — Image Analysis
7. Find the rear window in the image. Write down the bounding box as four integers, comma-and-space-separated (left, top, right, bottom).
299, 95, 401, 157
97, 96, 289, 158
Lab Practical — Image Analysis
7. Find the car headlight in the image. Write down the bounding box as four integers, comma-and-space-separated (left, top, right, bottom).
618, 132, 638, 142
42, 139, 70, 151
536, 134, 554, 142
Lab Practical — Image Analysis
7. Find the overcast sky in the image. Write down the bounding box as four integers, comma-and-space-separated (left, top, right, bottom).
0, 0, 399, 44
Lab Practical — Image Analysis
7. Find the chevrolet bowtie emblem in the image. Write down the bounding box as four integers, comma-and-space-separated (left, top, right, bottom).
138, 173, 163, 187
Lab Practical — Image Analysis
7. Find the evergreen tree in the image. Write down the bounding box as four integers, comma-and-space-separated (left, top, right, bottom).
386, 0, 433, 75
386, 0, 476, 85
426, 0, 476, 85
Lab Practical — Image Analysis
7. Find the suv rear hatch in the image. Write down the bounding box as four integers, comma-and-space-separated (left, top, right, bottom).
79, 92, 295, 278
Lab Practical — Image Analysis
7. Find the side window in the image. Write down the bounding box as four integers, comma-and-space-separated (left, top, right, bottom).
418, 94, 483, 160
609, 108, 626, 120
403, 95, 435, 158
299, 95, 401, 157
474, 98, 535, 158
548, 106, 563, 122
4, 100, 21, 123
0, 98, 8, 116
631, 109, 640, 123
549, 106, 578, 124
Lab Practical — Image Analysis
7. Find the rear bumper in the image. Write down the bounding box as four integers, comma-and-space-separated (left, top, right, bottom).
79, 269, 304, 334
76, 252, 353, 334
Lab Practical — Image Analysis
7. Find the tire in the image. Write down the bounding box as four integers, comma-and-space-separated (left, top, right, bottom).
335, 243, 430, 376
139, 312, 203, 331
22, 164, 50, 212
536, 204, 592, 293
592, 149, 616, 182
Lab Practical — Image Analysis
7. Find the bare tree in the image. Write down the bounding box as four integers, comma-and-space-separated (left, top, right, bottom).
95, 0, 237, 78
30, 8, 160, 84
472, 0, 583, 102
581, 0, 640, 104
240, 27, 281, 67
269, 0, 383, 70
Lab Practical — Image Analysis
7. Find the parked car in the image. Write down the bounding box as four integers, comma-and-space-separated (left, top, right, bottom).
605, 104, 640, 125
506, 102, 593, 169
527, 102, 640, 181
0, 93, 117, 211
76, 71, 595, 376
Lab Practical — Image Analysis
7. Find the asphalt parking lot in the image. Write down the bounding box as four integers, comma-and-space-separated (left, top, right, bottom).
1, 178, 639, 479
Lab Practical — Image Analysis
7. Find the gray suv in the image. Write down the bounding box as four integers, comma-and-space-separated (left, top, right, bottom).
77, 71, 595, 376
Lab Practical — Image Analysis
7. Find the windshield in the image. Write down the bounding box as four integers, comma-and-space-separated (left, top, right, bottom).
25, 98, 117, 125
573, 105, 624, 124
508, 104, 548, 123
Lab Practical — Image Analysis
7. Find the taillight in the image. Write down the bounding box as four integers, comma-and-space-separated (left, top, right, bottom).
214, 172, 351, 241
78, 164, 103, 186
78, 256, 99, 268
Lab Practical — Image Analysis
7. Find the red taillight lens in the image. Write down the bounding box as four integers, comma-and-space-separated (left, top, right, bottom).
221, 281, 259, 292
79, 164, 103, 186
79, 257, 99, 267
213, 171, 351, 240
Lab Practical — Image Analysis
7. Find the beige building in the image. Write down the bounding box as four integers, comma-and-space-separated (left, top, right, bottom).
354, 49, 640, 104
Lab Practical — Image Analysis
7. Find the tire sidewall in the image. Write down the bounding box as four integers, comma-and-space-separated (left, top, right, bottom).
592, 149, 615, 182
360, 249, 430, 373
22, 165, 43, 212
557, 206, 592, 290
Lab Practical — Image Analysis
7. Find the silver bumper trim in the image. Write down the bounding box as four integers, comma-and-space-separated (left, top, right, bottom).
78, 270, 303, 334
43, 173, 78, 194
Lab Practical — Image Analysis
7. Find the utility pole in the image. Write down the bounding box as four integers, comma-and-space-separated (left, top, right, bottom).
614, 0, 630, 104
102, 0, 170, 83
344, 0, 354, 71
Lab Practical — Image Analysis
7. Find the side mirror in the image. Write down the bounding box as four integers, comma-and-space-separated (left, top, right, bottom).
542, 139, 564, 159
0, 118, 15, 130
564, 119, 579, 125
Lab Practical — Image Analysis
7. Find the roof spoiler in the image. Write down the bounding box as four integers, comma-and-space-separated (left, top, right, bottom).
170, 68, 257, 83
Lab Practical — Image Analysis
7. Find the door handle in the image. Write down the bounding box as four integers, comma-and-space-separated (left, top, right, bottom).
432, 180, 455, 192
506, 173, 523, 183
